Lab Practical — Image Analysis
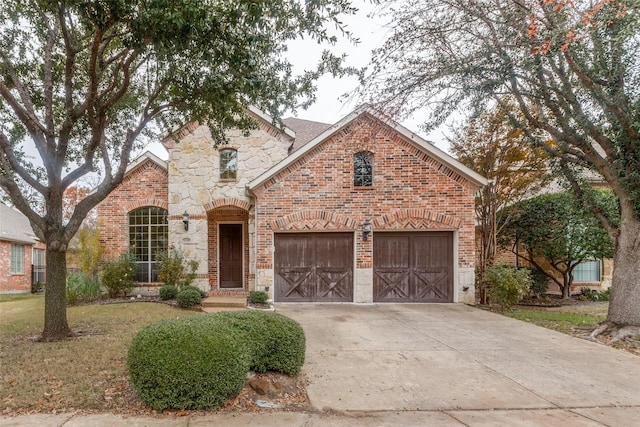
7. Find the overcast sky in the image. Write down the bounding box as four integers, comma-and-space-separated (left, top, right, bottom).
146, 1, 453, 159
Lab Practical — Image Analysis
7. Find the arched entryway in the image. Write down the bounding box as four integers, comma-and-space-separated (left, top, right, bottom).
207, 205, 249, 290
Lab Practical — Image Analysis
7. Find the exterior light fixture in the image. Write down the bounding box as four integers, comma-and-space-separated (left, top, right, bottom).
362, 219, 372, 241
183, 211, 189, 231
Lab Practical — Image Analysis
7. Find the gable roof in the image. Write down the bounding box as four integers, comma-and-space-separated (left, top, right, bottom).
0, 203, 39, 244
283, 117, 332, 153
249, 105, 488, 190
125, 151, 167, 177
162, 106, 296, 147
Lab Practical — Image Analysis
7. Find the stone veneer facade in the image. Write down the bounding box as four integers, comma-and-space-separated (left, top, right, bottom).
162, 117, 293, 292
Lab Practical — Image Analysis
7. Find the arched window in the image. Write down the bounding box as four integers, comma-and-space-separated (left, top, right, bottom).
220, 148, 237, 180
354, 151, 373, 187
129, 207, 168, 282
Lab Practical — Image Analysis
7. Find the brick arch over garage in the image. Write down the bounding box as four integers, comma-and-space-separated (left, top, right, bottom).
123, 199, 168, 213
271, 210, 359, 231
204, 198, 252, 212
373, 209, 461, 230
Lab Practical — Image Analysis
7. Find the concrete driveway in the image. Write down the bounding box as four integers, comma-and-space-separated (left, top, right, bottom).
277, 303, 640, 426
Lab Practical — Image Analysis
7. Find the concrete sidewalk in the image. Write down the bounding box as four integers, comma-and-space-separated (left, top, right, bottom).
3, 304, 640, 426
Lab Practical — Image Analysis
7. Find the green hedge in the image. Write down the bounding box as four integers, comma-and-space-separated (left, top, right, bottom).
127, 311, 306, 410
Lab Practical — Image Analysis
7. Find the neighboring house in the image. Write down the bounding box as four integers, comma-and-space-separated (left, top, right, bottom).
0, 203, 46, 294
98, 106, 487, 303
492, 177, 613, 295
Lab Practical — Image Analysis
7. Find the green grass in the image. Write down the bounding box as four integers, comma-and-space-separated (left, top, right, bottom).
506, 308, 605, 334
0, 295, 201, 412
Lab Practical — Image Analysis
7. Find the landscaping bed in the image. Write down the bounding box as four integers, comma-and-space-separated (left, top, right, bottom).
0, 294, 309, 417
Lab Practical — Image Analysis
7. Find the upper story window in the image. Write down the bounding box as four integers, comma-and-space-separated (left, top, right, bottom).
354, 151, 373, 187
11, 243, 24, 274
220, 148, 237, 180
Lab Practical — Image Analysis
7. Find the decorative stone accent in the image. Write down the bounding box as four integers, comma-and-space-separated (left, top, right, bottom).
355, 268, 373, 303
248, 377, 271, 395
167, 122, 290, 293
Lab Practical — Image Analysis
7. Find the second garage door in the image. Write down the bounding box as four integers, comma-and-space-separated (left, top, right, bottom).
374, 232, 453, 303
275, 233, 354, 302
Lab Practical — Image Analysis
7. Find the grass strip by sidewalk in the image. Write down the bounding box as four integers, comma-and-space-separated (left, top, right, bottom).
506, 308, 604, 334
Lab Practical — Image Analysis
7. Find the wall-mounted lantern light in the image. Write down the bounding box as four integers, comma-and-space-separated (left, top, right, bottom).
362, 219, 372, 241
183, 211, 189, 231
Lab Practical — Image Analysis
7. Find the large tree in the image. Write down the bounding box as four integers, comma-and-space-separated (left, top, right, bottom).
362, 0, 640, 339
0, 0, 356, 341
449, 100, 550, 303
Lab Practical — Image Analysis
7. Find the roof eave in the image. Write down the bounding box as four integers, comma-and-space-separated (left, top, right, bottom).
249, 107, 488, 190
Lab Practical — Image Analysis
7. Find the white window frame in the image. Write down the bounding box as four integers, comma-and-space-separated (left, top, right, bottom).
11, 243, 24, 274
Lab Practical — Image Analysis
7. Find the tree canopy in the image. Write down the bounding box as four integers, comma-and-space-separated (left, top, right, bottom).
361, 0, 640, 334
0, 0, 357, 340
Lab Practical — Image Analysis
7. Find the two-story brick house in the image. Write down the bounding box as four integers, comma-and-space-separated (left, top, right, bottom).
98, 106, 486, 304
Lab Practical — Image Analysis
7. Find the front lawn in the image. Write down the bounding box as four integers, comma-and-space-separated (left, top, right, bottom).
0, 294, 200, 413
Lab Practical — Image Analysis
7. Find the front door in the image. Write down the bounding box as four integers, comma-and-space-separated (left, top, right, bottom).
219, 224, 243, 288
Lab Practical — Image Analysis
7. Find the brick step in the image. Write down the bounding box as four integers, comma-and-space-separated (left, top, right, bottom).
202, 295, 247, 309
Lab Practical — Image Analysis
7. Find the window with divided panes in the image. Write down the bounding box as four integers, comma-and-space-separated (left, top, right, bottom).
129, 207, 168, 282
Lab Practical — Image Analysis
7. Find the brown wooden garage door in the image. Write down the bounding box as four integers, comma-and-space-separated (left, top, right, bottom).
374, 232, 453, 303
275, 233, 353, 302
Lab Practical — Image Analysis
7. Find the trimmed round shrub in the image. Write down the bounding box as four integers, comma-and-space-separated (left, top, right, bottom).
176, 287, 202, 308
128, 317, 249, 410
159, 284, 178, 300
248, 290, 269, 304
214, 311, 306, 375
127, 311, 306, 410
181, 284, 206, 298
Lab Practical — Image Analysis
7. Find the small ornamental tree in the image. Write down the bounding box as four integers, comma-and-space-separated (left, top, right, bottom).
500, 191, 617, 299
450, 100, 551, 303
157, 246, 199, 290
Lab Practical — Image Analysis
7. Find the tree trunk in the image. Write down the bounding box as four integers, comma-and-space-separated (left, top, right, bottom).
607, 215, 640, 326
561, 272, 571, 300
41, 248, 71, 341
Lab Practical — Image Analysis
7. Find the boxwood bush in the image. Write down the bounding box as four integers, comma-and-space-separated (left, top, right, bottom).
127, 311, 306, 410
248, 290, 269, 304
214, 311, 305, 375
181, 284, 207, 298
159, 284, 178, 300
176, 287, 202, 308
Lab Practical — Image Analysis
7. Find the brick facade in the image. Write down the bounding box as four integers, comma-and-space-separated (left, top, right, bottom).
251, 112, 481, 303
96, 108, 485, 302
207, 206, 251, 290
0, 241, 41, 293
97, 157, 168, 265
